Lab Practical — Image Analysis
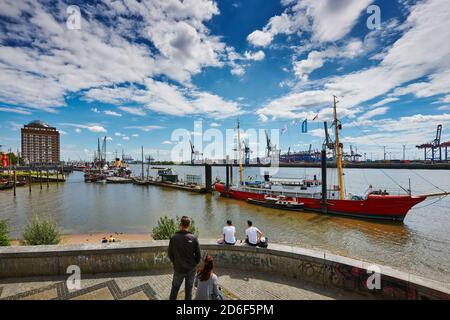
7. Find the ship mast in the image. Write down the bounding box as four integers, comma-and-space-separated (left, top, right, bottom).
237, 119, 244, 185
141, 145, 144, 180
333, 96, 345, 200
8, 147, 12, 177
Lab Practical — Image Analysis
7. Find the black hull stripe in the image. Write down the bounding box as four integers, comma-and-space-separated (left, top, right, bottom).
303, 207, 405, 222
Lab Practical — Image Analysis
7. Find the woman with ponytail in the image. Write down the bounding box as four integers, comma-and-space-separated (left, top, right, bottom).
194, 255, 222, 300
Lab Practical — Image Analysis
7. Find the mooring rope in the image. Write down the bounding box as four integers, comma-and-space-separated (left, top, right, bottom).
407, 169, 448, 194
340, 121, 448, 200
411, 195, 448, 210
378, 168, 410, 194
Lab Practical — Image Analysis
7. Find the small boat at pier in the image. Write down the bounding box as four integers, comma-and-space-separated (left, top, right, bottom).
84, 172, 106, 182
247, 195, 304, 211
157, 168, 178, 182
132, 177, 153, 185
84, 157, 132, 183
0, 181, 13, 190
132, 147, 154, 186
140, 168, 207, 193
0, 179, 26, 190
106, 176, 133, 184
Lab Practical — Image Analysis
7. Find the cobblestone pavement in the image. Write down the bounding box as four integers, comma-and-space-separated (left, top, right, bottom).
0, 269, 365, 300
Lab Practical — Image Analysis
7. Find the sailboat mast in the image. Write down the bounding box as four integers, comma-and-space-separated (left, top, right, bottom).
97, 137, 101, 165
333, 96, 345, 200
97, 137, 103, 174
237, 120, 244, 185
8, 147, 12, 177
146, 155, 150, 180
141, 145, 144, 180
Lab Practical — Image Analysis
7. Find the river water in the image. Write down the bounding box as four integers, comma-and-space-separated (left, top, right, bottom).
1, 165, 449, 283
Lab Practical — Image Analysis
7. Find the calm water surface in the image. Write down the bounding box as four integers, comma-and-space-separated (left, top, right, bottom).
1, 165, 449, 283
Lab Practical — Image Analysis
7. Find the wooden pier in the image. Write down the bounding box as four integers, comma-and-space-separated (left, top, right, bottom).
146, 180, 206, 193
1, 169, 66, 196
132, 164, 212, 194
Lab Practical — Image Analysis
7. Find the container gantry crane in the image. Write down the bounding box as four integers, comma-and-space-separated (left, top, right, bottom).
416, 124, 450, 162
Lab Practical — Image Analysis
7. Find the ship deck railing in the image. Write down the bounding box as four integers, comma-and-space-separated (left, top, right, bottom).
239, 185, 322, 199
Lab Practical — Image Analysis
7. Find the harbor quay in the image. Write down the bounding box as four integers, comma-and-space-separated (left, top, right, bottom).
0, 240, 449, 300
185, 162, 450, 170
1, 166, 449, 286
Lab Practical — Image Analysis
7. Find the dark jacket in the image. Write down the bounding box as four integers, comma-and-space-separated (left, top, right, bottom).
168, 230, 201, 273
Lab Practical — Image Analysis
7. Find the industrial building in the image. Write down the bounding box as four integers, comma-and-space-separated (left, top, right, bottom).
279, 145, 321, 163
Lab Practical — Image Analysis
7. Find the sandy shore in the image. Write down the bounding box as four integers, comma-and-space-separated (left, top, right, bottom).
10, 232, 152, 246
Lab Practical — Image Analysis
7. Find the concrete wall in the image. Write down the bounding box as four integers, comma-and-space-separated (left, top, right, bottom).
0, 240, 449, 300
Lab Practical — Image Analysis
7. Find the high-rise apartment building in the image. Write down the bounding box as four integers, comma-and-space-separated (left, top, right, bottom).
21, 120, 60, 164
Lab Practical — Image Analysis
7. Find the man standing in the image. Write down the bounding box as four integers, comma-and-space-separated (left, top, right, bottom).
168, 216, 201, 300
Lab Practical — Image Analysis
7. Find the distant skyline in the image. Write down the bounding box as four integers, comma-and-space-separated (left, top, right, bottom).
1, 0, 449, 161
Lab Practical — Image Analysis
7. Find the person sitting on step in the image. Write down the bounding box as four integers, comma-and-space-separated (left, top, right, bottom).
245, 220, 262, 246
217, 220, 236, 245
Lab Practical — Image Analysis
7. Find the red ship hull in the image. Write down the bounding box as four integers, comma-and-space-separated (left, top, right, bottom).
214, 183, 426, 221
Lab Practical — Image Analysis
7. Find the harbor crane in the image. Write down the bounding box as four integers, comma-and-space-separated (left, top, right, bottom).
416, 124, 450, 162
145, 155, 155, 164
264, 129, 272, 158
323, 121, 336, 160
344, 145, 362, 162
243, 140, 251, 165
94, 136, 107, 167
121, 149, 134, 163
189, 139, 202, 164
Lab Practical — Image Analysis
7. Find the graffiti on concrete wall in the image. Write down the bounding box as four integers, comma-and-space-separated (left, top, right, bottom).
296, 260, 427, 299
153, 251, 272, 269
147, 248, 436, 300
297, 261, 324, 280
152, 251, 171, 265
150, 249, 273, 269
381, 279, 418, 299
324, 263, 365, 288
297, 260, 374, 290
206, 251, 272, 269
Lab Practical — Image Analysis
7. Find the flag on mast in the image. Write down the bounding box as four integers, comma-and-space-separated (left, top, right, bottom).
301, 119, 308, 133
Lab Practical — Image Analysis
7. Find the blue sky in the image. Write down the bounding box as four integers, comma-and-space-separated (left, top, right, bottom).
0, 0, 449, 161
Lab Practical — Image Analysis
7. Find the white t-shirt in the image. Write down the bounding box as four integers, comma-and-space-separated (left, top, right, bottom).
245, 226, 261, 245
223, 226, 236, 244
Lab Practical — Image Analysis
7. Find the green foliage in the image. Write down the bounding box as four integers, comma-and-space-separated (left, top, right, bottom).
6, 152, 18, 165
0, 220, 11, 246
152, 216, 177, 240
22, 216, 61, 246
151, 216, 198, 240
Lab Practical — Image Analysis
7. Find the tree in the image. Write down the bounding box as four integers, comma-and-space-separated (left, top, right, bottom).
0, 220, 11, 246
22, 215, 61, 245
151, 216, 198, 240
6, 152, 18, 165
